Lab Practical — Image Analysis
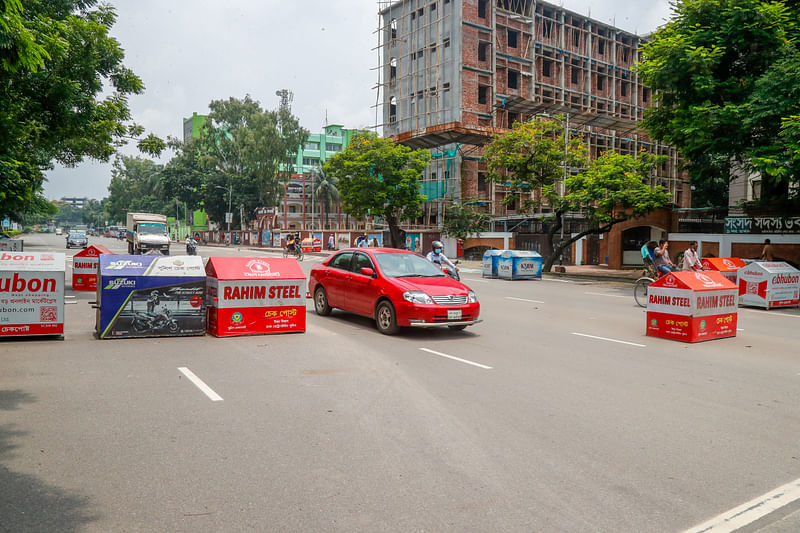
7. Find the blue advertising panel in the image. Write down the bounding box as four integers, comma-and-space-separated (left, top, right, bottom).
96, 255, 207, 339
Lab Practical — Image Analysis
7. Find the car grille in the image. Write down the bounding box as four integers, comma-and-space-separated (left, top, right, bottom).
431, 294, 468, 305
431, 314, 473, 323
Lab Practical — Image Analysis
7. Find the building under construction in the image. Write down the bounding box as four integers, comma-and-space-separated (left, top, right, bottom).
376, 0, 690, 230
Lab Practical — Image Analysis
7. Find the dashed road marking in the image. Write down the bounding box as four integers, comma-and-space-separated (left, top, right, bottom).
585, 291, 628, 299
178, 367, 223, 402
419, 348, 492, 370
571, 332, 646, 347
505, 296, 545, 304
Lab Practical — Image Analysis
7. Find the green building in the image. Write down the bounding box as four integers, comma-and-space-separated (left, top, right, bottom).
279, 124, 358, 231
182, 112, 208, 143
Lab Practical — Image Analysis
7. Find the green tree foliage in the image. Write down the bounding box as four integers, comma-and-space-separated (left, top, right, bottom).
105, 156, 168, 224
324, 132, 431, 248
0, 1, 160, 222
311, 166, 340, 230
484, 119, 670, 271
441, 201, 493, 241
196, 96, 308, 228
637, 0, 800, 207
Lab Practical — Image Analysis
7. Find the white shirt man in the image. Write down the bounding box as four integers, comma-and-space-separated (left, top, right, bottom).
683, 242, 702, 271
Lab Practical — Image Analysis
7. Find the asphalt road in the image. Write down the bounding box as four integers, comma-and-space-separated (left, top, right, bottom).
2, 233, 799, 532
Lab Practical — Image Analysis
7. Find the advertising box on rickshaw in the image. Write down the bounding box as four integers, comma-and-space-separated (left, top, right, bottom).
95, 255, 206, 339
737, 261, 800, 309
205, 257, 306, 337
72, 244, 113, 291
646, 271, 738, 343
0, 251, 65, 338
701, 257, 746, 284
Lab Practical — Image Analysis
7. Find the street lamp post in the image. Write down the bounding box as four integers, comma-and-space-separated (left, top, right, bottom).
214, 184, 233, 236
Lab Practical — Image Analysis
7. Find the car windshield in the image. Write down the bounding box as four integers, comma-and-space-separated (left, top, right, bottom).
69, 232, 86, 238
374, 252, 446, 278
138, 223, 165, 235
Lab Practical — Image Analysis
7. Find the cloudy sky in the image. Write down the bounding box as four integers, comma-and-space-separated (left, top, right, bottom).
44, 0, 673, 201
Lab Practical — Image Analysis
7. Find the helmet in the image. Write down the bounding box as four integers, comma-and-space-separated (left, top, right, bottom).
432, 241, 443, 254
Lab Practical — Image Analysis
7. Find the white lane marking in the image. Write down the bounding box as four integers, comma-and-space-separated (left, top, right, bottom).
682, 477, 800, 533
571, 332, 646, 347
742, 308, 800, 318
543, 278, 572, 283
585, 291, 628, 299
462, 277, 489, 283
419, 348, 492, 370
505, 296, 545, 304
178, 367, 223, 402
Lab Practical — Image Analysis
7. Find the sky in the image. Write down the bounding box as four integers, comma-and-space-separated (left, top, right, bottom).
43, 0, 673, 201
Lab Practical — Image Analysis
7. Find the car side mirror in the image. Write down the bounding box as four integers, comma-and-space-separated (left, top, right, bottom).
360, 267, 375, 278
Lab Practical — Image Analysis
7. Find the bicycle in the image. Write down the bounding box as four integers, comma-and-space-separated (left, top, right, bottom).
633, 262, 660, 308
283, 244, 304, 261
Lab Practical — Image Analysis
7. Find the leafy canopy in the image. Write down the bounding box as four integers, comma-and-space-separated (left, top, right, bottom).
324, 132, 430, 247
637, 0, 800, 207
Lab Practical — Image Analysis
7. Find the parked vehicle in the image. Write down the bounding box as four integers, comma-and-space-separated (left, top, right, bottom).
65, 231, 88, 249
126, 213, 169, 255
55, 228, 63, 235
309, 248, 481, 335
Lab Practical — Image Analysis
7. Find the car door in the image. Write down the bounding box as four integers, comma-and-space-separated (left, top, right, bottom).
345, 252, 383, 316
320, 251, 354, 309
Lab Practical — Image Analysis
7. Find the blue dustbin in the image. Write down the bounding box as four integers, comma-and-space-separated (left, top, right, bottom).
499, 250, 542, 280
482, 249, 503, 278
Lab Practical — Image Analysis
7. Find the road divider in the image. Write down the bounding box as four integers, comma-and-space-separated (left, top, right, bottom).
419, 348, 492, 370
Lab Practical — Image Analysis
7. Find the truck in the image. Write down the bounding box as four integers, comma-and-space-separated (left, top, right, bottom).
126, 213, 170, 255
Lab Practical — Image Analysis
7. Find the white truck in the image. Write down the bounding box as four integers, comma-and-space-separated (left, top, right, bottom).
126, 213, 170, 255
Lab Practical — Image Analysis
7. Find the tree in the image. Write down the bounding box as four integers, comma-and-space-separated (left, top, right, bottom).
311, 166, 340, 230
198, 96, 307, 228
441, 201, 493, 241
105, 156, 168, 224
637, 0, 800, 208
324, 132, 431, 248
0, 1, 163, 222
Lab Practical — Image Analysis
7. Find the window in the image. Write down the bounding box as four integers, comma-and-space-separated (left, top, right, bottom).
507, 30, 518, 48
288, 205, 297, 214
442, 82, 450, 91
571, 67, 579, 85
596, 75, 605, 91
430, 2, 436, 12
622, 47, 629, 63
508, 112, 519, 126
418, 48, 424, 59
542, 59, 553, 77
542, 20, 552, 38
352, 252, 375, 274
508, 70, 519, 90
478, 172, 487, 192
478, 85, 488, 105
326, 143, 342, 152
642, 87, 650, 103
303, 157, 320, 166
304, 142, 319, 150
390, 57, 397, 80
478, 41, 489, 61
443, 38, 450, 48
598, 39, 606, 55
573, 28, 580, 47
478, 0, 487, 18
389, 96, 397, 123
330, 252, 354, 271
621, 81, 628, 97
390, 19, 397, 40
411, 11, 415, 22
417, 8, 423, 17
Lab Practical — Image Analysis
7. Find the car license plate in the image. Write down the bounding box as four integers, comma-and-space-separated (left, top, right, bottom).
447, 310, 462, 320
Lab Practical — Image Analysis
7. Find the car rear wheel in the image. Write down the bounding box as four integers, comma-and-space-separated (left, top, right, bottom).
314, 286, 332, 316
375, 301, 399, 335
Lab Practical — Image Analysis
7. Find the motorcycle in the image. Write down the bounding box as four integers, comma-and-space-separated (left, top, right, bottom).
186, 239, 197, 256
132, 309, 179, 333
443, 262, 460, 281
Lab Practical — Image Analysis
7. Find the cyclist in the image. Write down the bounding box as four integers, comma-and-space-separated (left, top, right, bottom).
286, 233, 297, 255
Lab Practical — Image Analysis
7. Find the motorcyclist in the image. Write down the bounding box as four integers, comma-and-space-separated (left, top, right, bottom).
185, 235, 197, 255
286, 233, 297, 255
426, 241, 458, 274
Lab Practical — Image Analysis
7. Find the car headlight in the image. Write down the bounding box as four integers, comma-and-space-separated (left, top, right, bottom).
403, 291, 434, 304
467, 290, 478, 303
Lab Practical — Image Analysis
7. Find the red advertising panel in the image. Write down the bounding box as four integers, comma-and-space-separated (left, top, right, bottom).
205, 257, 307, 337
0, 252, 65, 337
72, 244, 113, 291
738, 261, 800, 309
646, 271, 738, 343
701, 257, 746, 284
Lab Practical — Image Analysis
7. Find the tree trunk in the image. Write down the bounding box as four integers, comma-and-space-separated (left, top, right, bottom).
387, 214, 403, 248
544, 223, 615, 272
542, 214, 563, 273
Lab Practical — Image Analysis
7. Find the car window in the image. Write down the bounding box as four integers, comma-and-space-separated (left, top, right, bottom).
374, 252, 446, 278
351, 252, 374, 274
329, 252, 354, 271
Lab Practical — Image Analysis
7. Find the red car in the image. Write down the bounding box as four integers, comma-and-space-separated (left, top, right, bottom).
309, 248, 481, 335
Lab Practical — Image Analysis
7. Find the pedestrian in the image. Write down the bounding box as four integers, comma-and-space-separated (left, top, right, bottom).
760, 238, 774, 261
654, 239, 678, 275
327, 234, 334, 251
682, 240, 702, 271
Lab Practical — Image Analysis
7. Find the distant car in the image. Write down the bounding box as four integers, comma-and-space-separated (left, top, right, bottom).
55, 228, 63, 235
66, 231, 88, 249
308, 248, 481, 335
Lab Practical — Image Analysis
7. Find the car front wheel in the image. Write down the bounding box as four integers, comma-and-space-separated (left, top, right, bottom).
375, 301, 399, 335
314, 286, 332, 316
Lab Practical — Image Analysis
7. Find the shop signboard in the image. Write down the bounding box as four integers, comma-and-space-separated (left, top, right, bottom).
72, 244, 113, 291
737, 261, 800, 309
96, 255, 206, 339
205, 257, 306, 337
701, 257, 746, 284
0, 252, 65, 337
646, 271, 738, 343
